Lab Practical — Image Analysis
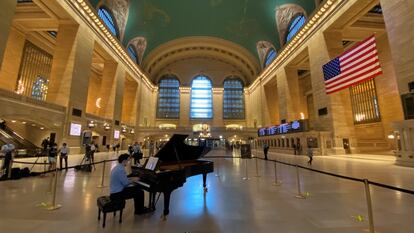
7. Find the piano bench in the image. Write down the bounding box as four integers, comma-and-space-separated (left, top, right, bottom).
97, 196, 125, 228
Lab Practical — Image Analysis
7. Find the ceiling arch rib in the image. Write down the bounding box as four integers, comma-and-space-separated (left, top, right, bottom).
143, 37, 260, 85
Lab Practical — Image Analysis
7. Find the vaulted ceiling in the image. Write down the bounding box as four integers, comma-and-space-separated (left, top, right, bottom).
89, 0, 316, 83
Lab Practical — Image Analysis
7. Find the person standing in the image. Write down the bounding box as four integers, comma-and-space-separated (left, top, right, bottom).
132, 142, 142, 165
1, 143, 15, 178
48, 143, 58, 171
307, 146, 313, 165
90, 143, 96, 164
41, 137, 49, 156
58, 143, 70, 170
293, 144, 297, 155
110, 154, 149, 214
263, 143, 269, 160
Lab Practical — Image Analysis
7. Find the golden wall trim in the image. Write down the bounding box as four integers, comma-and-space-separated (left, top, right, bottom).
63, 0, 155, 91
249, 0, 341, 92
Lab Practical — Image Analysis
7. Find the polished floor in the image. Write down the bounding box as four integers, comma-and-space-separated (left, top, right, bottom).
0, 149, 414, 233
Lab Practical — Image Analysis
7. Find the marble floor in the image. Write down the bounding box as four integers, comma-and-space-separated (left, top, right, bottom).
0, 149, 414, 233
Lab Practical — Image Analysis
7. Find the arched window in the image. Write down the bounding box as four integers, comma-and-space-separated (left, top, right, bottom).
127, 45, 139, 64
286, 14, 306, 43
223, 78, 245, 119
31, 76, 48, 101
190, 76, 213, 119
156, 76, 180, 119
98, 7, 119, 38
264, 49, 277, 68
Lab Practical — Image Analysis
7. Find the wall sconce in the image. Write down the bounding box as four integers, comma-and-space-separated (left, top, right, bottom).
88, 120, 96, 128
103, 123, 110, 130
130, 129, 135, 134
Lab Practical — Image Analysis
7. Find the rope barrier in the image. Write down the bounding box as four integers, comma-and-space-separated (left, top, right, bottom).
255, 157, 414, 195
205, 155, 414, 195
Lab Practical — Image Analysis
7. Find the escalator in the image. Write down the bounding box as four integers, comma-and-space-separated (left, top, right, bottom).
0, 124, 40, 156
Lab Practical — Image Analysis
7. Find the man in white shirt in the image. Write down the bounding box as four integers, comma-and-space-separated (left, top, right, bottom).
58, 143, 70, 170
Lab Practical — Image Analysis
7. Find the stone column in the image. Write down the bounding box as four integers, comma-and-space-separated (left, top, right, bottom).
106, 65, 125, 145
308, 32, 356, 154
134, 78, 143, 135
276, 67, 300, 122
47, 23, 82, 106
212, 88, 223, 127
179, 88, 190, 127
55, 25, 95, 152
96, 61, 118, 118
380, 0, 414, 94
0, 0, 16, 70
0, 27, 26, 90
380, 0, 414, 166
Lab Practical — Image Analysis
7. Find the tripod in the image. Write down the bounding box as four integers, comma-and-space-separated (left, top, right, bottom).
79, 152, 95, 171
30, 151, 47, 173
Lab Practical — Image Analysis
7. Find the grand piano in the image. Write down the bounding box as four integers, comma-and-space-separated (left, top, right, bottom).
130, 134, 214, 219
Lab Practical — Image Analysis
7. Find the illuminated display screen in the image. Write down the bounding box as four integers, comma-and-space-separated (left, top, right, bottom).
69, 123, 82, 136
114, 130, 120, 139
257, 120, 307, 137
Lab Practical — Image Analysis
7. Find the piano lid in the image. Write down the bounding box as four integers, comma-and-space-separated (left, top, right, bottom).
154, 134, 210, 162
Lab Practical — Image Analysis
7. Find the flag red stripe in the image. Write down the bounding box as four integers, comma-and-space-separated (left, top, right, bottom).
341, 43, 376, 67
341, 50, 378, 72
340, 36, 375, 59
325, 57, 379, 85
326, 69, 382, 94
326, 71, 382, 94
340, 39, 376, 64
326, 63, 381, 88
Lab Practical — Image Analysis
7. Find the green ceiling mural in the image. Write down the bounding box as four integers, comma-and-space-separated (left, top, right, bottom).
89, 0, 315, 60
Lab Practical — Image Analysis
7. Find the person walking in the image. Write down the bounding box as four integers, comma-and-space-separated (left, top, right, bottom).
263, 143, 269, 160
307, 146, 313, 165
58, 143, 70, 170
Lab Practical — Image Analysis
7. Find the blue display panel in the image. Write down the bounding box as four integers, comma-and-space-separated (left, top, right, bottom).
257, 120, 307, 137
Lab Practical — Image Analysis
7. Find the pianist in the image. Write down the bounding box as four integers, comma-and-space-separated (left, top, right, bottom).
110, 154, 150, 214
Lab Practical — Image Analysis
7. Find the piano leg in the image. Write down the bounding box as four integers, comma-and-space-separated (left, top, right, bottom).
161, 190, 171, 220
151, 192, 156, 210
203, 173, 208, 192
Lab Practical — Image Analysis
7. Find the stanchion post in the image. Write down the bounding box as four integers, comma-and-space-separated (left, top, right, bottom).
242, 159, 249, 180
273, 161, 282, 186
215, 159, 220, 177
254, 157, 260, 177
363, 179, 375, 233
7, 158, 13, 179
97, 160, 107, 188
46, 167, 62, 210
295, 165, 305, 199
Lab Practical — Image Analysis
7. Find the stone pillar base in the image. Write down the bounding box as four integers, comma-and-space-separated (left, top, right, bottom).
395, 152, 414, 167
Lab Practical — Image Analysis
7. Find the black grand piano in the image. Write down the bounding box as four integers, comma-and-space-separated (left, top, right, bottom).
130, 134, 214, 219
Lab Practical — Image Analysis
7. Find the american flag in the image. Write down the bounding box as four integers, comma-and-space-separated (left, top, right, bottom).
323, 35, 382, 95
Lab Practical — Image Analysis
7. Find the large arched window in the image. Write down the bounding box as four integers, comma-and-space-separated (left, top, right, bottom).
127, 44, 139, 64
264, 49, 277, 68
286, 14, 306, 43
98, 7, 119, 38
190, 76, 213, 119
223, 78, 245, 119
156, 76, 180, 119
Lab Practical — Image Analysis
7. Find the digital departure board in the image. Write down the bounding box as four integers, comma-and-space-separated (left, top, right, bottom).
257, 120, 307, 137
